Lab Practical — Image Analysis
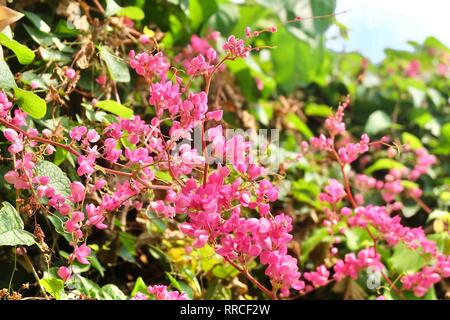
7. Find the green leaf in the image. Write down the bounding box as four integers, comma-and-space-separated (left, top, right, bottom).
165, 272, 183, 292
435, 123, 450, 155
177, 281, 194, 300
428, 232, 450, 255
364, 159, 405, 175
73, 274, 103, 299
96, 100, 133, 119
402, 203, 420, 218
390, 243, 426, 273
427, 210, 450, 223
40, 271, 65, 300
20, 71, 57, 90
401, 180, 419, 190
117, 7, 145, 21
0, 60, 17, 89
271, 26, 330, 91
87, 252, 105, 277
98, 46, 130, 83
105, 0, 122, 17
23, 11, 51, 33
23, 24, 53, 46
100, 284, 127, 300
401, 132, 423, 150
131, 277, 148, 298
310, 0, 337, 34
388, 287, 437, 300
39, 48, 72, 63
285, 113, 313, 139
182, 267, 201, 297
427, 88, 444, 108
189, 0, 218, 31
345, 227, 373, 251
0, 201, 35, 246
13, 87, 47, 119
305, 103, 333, 117
205, 279, 231, 299
0, 33, 35, 65
300, 228, 329, 263
34, 160, 71, 197
212, 264, 240, 279
408, 86, 426, 108
47, 214, 71, 242
364, 110, 392, 135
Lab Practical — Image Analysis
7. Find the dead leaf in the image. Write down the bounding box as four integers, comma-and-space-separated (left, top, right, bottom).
0, 5, 23, 31
332, 278, 368, 300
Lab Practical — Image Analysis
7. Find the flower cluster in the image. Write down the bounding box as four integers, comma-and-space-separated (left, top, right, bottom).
0, 24, 447, 301
302, 98, 448, 299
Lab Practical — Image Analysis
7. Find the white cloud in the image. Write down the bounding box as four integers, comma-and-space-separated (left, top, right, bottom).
327, 0, 450, 62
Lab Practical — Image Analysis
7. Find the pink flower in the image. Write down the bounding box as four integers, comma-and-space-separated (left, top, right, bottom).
7, 133, 24, 154
86, 129, 100, 143
86, 204, 107, 229
320, 179, 346, 204
93, 179, 106, 191
405, 60, 420, 78
310, 134, 333, 151
3, 128, 18, 142
0, 91, 13, 117
338, 134, 370, 164
206, 110, 223, 121
77, 155, 95, 176
223, 35, 250, 58
437, 63, 449, 76
57, 266, 71, 282
186, 54, 212, 76
11, 109, 27, 127
304, 265, 330, 287
95, 74, 107, 86
129, 51, 169, 80
65, 68, 76, 79
39, 176, 50, 185
70, 182, 85, 203
30, 81, 39, 90
131, 292, 148, 300
73, 243, 91, 264
147, 285, 188, 300
70, 126, 87, 141
325, 98, 350, 136
139, 34, 150, 44
255, 77, 264, 91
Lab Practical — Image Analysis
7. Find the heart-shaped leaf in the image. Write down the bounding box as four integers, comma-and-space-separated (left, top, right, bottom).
0, 201, 35, 246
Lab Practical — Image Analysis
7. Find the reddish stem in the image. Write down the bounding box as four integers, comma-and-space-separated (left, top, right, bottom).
0, 118, 171, 190
412, 196, 432, 214
223, 256, 277, 300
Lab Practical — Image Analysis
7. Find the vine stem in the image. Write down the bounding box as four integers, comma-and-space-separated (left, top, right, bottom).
412, 196, 432, 214
331, 145, 407, 299
331, 147, 357, 208
23, 253, 49, 300
0, 118, 171, 190
92, 0, 105, 14
223, 256, 277, 300
8, 247, 17, 293
201, 54, 230, 187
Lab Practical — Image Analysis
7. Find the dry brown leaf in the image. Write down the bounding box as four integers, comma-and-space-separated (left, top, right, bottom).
75, 39, 95, 69
332, 278, 369, 300
0, 5, 23, 31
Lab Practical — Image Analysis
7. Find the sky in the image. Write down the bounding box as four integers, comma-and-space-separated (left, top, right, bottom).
326, 0, 450, 63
